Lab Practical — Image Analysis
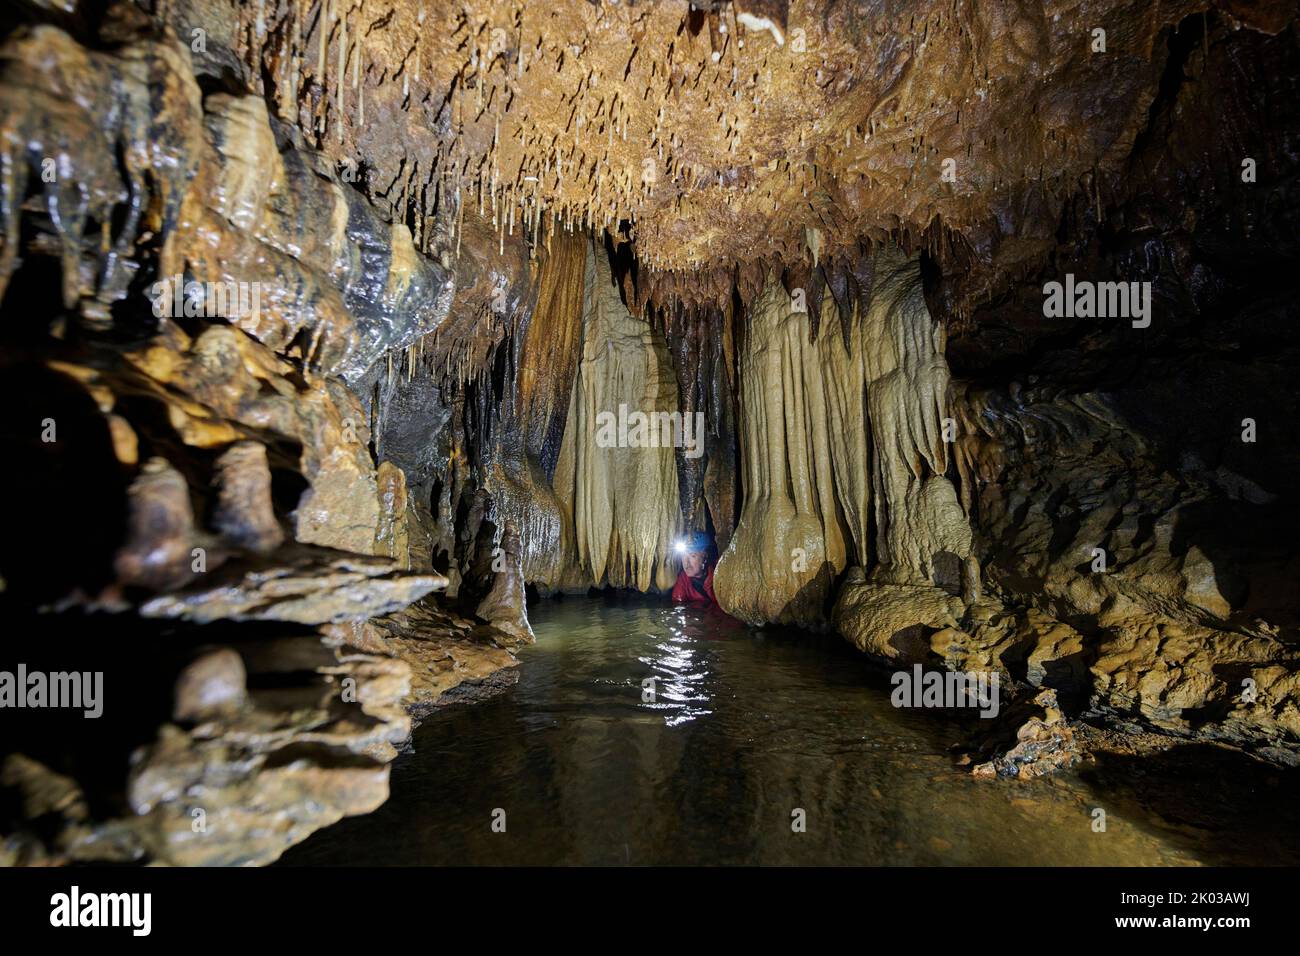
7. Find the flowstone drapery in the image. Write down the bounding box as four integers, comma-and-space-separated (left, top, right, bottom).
553, 243, 682, 593
715, 246, 972, 626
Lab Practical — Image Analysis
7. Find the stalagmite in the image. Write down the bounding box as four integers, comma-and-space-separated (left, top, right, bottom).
474, 521, 535, 645
213, 441, 285, 554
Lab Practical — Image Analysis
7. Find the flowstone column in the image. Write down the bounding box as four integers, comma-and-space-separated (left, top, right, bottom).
862, 247, 972, 586
715, 245, 973, 628
712, 273, 854, 627
552, 241, 682, 592
832, 248, 976, 658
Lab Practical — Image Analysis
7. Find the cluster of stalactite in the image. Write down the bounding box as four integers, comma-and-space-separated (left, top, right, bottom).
662, 302, 740, 551
1, 1, 1291, 623
711, 244, 972, 626
0, 25, 455, 382
133, 0, 1262, 331
0, 14, 549, 864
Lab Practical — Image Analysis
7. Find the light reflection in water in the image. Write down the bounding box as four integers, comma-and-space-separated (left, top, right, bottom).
639, 606, 713, 726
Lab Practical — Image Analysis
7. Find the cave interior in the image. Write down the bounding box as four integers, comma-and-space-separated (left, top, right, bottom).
1, 0, 1299, 866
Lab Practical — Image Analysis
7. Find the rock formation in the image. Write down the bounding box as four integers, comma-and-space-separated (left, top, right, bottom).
554, 241, 682, 593
716, 244, 973, 625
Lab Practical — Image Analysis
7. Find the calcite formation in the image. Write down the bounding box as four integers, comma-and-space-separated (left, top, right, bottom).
213, 441, 286, 554
553, 241, 682, 592
1, 0, 1299, 864
714, 272, 853, 625
122, 639, 413, 867
132, 0, 1274, 320
716, 245, 972, 625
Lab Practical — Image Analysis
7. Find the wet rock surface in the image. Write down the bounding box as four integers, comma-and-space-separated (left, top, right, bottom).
970, 690, 1082, 780
362, 604, 522, 719
138, 550, 445, 625
120, 634, 415, 867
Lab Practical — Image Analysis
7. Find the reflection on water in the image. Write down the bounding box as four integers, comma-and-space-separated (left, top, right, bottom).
283, 595, 1300, 866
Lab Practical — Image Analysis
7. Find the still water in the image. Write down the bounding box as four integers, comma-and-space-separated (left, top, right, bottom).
284, 596, 1300, 866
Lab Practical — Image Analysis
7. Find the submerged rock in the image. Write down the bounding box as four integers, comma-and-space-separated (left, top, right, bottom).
971, 691, 1081, 780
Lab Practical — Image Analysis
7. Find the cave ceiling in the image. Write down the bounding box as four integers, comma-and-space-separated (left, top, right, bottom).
167, 0, 1290, 322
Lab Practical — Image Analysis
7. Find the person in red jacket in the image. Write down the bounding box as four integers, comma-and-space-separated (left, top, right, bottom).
670, 531, 718, 608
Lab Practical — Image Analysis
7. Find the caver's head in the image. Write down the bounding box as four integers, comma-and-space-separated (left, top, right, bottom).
674, 530, 712, 578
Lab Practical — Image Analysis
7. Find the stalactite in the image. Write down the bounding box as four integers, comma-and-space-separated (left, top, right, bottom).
517, 231, 586, 477
553, 241, 680, 592
714, 244, 972, 626
336, 6, 347, 143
